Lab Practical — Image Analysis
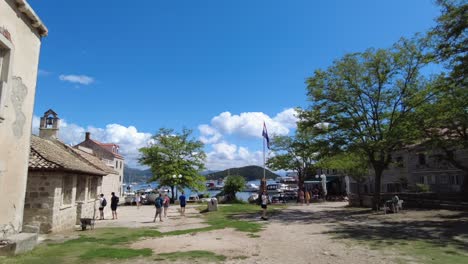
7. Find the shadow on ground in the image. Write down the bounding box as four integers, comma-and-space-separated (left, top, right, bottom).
233, 205, 468, 252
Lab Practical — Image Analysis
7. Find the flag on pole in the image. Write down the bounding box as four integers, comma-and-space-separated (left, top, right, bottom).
262, 122, 270, 149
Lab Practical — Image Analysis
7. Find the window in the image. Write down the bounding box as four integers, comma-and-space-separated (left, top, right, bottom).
0, 30, 13, 122
76, 176, 87, 202
62, 176, 74, 206
115, 160, 118, 168
88, 177, 98, 199
395, 157, 404, 168
418, 153, 426, 165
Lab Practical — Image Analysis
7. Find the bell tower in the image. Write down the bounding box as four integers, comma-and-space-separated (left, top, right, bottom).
39, 109, 60, 139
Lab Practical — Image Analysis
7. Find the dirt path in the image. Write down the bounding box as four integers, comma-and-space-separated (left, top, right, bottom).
128, 202, 398, 264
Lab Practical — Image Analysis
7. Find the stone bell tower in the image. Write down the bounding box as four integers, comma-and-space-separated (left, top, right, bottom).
39, 109, 60, 139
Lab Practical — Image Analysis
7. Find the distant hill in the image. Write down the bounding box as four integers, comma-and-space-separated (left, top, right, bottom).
205, 165, 279, 181
124, 166, 152, 183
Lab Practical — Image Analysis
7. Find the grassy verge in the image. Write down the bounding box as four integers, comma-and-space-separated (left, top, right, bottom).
0, 204, 280, 264
340, 236, 468, 264
155, 250, 226, 262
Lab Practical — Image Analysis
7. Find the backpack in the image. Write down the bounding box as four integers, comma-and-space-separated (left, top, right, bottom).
155, 197, 163, 208
101, 198, 107, 207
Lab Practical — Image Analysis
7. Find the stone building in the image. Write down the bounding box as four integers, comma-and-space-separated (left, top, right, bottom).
349, 146, 467, 195
23, 111, 116, 233
0, 0, 47, 245
75, 132, 125, 198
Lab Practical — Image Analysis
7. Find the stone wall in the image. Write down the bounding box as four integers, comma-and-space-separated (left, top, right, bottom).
24, 171, 103, 233
23, 171, 58, 233
0, 0, 43, 238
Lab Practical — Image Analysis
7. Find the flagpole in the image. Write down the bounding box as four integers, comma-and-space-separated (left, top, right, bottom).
263, 133, 266, 180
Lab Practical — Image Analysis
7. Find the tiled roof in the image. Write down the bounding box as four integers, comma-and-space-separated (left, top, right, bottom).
29, 148, 60, 169
29, 135, 107, 176
91, 140, 124, 159
72, 148, 117, 175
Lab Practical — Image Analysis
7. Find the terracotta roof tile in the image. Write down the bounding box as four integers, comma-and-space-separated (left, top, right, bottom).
29, 135, 107, 175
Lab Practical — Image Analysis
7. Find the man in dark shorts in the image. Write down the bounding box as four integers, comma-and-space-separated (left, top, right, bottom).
179, 191, 186, 216
110, 192, 119, 220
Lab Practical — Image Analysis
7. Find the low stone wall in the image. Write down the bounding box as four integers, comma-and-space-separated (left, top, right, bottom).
349, 192, 468, 210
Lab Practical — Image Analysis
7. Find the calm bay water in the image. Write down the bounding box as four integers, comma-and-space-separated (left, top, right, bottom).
129, 180, 277, 202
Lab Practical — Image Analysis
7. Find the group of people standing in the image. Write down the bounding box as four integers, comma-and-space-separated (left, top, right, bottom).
98, 192, 120, 220
97, 191, 187, 222
298, 188, 321, 205
153, 192, 186, 222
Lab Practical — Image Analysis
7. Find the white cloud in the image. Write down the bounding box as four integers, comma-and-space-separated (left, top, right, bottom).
198, 108, 298, 141
205, 141, 264, 170
32, 116, 152, 168
59, 74, 94, 85
198, 124, 222, 144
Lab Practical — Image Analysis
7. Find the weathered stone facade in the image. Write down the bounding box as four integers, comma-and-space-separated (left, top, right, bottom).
23, 172, 101, 233
349, 146, 467, 195
0, 0, 47, 238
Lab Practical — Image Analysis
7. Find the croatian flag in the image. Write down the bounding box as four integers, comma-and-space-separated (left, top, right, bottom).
262, 122, 270, 149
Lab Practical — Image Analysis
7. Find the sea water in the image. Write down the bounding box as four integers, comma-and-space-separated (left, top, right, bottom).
130, 180, 276, 201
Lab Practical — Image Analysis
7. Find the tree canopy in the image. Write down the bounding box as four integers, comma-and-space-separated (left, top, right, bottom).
299, 38, 434, 209
416, 0, 468, 191
266, 129, 321, 192
223, 175, 246, 202
139, 128, 207, 198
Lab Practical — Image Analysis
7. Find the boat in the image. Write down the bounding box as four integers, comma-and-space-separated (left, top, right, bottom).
188, 193, 200, 203
244, 183, 259, 192
248, 193, 259, 203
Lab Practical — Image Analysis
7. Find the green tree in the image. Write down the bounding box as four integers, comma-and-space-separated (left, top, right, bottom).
139, 128, 207, 200
223, 175, 245, 202
317, 152, 369, 206
299, 38, 434, 209
416, 0, 468, 192
266, 129, 321, 196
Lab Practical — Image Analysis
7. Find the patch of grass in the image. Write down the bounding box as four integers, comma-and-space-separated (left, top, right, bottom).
79, 247, 152, 260
344, 238, 468, 264
248, 233, 260, 238
157, 250, 226, 262
0, 228, 161, 264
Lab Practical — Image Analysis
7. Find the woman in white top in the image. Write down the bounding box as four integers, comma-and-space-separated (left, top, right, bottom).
135, 193, 141, 209
261, 192, 268, 220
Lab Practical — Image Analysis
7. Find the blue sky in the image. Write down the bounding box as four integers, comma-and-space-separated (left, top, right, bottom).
29, 0, 441, 169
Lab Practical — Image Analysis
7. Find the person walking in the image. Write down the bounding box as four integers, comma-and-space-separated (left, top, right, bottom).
153, 194, 164, 222
179, 191, 186, 216
261, 191, 268, 220
299, 189, 305, 205
305, 190, 311, 206
135, 193, 141, 209
163, 193, 170, 218
98, 194, 107, 220
110, 192, 119, 220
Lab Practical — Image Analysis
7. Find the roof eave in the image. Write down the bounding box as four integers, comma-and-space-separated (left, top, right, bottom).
15, 0, 48, 37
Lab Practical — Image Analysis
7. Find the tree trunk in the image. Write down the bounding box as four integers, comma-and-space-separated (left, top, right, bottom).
297, 171, 305, 203
171, 185, 175, 201
357, 182, 363, 207
372, 167, 384, 211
